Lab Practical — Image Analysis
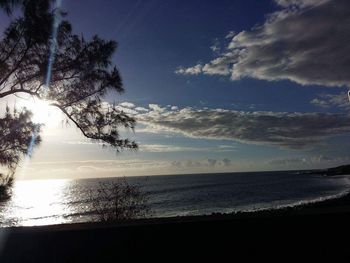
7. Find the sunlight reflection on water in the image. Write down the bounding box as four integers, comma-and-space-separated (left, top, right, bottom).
0, 179, 71, 226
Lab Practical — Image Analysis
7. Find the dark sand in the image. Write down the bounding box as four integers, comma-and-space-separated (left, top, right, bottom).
1, 191, 350, 262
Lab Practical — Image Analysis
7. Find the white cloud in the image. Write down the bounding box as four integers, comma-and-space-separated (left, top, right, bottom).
135, 107, 149, 112
175, 64, 203, 75
140, 144, 198, 152
140, 144, 236, 153
115, 105, 138, 115
274, 0, 329, 8
210, 38, 221, 53
148, 104, 166, 113
225, 31, 236, 39
119, 102, 135, 108
170, 158, 235, 168
311, 92, 350, 110
176, 0, 350, 87
310, 98, 330, 109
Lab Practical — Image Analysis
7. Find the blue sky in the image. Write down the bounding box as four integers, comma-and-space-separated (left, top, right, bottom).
2, 0, 350, 179
63, 0, 315, 111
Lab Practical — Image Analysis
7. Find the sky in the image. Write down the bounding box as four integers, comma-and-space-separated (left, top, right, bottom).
1, 0, 350, 179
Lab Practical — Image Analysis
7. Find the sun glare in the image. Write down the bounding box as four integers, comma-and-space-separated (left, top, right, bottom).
20, 99, 62, 127
2, 179, 71, 226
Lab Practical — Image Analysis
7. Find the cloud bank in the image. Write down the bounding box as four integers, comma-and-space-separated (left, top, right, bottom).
116, 102, 350, 149
176, 0, 350, 87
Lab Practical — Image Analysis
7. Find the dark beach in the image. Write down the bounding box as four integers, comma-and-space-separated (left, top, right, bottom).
1, 186, 350, 262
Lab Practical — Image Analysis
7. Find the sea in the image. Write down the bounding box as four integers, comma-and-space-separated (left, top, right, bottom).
0, 171, 350, 227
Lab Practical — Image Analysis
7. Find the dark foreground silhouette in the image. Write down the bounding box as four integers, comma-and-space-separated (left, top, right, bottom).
1, 192, 350, 262
315, 164, 350, 176
296, 164, 350, 178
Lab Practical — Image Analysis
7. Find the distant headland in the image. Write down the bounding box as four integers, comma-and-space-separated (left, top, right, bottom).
311, 164, 350, 176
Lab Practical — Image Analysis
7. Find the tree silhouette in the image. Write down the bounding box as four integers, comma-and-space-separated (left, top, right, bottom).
0, 106, 41, 199
0, 0, 25, 15
0, 0, 137, 197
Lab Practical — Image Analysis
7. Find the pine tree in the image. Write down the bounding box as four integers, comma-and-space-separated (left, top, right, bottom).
0, 0, 137, 198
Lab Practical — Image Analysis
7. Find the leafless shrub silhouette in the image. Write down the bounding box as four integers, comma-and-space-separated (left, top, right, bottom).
89, 179, 150, 222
